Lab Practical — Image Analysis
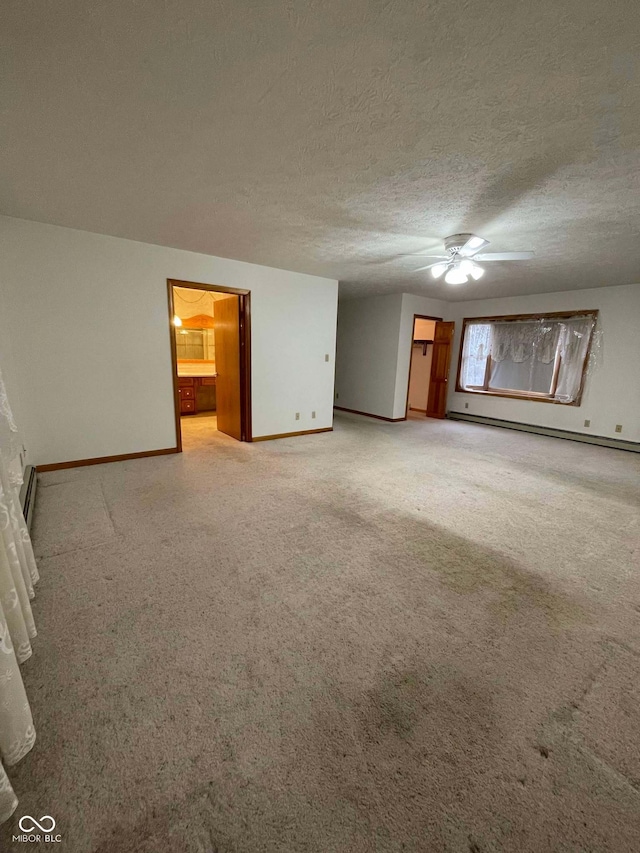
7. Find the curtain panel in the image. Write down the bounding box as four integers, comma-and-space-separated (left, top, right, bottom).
0, 368, 39, 823
489, 321, 559, 395
459, 316, 595, 403
459, 323, 491, 389
555, 318, 595, 403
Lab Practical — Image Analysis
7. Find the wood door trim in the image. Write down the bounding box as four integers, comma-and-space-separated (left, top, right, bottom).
37, 446, 179, 472
458, 309, 599, 324
334, 406, 406, 422
167, 280, 252, 445
252, 427, 333, 442
240, 292, 252, 442
169, 279, 250, 296
404, 314, 442, 419
167, 282, 183, 452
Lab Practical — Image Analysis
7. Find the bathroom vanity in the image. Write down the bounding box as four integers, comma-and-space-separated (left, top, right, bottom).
177, 375, 217, 415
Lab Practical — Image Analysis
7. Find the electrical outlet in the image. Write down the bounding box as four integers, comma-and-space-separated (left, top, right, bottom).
615, 424, 622, 433
311, 411, 316, 419
464, 402, 469, 409
325, 354, 330, 362
584, 419, 591, 427
295, 412, 300, 421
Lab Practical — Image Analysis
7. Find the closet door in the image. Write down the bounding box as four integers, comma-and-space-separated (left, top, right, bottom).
426, 322, 455, 418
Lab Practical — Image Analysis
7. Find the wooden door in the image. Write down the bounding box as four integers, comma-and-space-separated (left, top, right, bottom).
426, 322, 455, 419
214, 295, 243, 440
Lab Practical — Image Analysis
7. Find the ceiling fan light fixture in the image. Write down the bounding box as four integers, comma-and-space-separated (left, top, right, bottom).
459, 258, 485, 280
398, 233, 533, 281
445, 267, 468, 285
431, 262, 448, 279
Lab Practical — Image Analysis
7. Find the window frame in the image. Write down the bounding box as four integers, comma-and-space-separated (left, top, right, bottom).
455, 310, 598, 406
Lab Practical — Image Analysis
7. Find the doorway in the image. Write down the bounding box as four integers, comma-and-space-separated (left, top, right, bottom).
167, 279, 251, 450
405, 315, 455, 420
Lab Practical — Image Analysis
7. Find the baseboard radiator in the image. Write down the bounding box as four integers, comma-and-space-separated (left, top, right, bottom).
447, 412, 640, 453
19, 465, 37, 531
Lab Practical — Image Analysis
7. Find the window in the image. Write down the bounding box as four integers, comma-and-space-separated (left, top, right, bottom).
456, 311, 598, 405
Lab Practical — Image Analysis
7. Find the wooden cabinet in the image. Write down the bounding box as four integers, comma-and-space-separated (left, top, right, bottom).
178, 376, 216, 415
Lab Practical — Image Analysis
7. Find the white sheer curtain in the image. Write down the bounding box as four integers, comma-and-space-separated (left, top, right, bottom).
459, 323, 491, 389
0, 367, 39, 823
459, 316, 596, 403
555, 318, 595, 403
489, 321, 560, 395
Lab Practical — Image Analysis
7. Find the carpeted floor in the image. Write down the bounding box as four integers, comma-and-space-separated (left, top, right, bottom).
2, 412, 640, 852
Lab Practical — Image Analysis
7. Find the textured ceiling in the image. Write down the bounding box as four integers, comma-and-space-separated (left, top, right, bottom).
2, 0, 640, 301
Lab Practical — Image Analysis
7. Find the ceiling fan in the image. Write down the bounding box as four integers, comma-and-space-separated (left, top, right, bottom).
403, 234, 534, 284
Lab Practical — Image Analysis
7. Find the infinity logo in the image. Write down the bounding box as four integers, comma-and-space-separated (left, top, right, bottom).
18, 815, 56, 833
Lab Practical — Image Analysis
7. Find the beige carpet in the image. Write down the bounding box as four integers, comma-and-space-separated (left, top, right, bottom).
2, 412, 640, 852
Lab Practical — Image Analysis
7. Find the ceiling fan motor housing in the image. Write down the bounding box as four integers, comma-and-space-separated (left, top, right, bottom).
444, 233, 475, 255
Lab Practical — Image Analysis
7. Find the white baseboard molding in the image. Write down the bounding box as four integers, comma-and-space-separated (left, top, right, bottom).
447, 412, 640, 453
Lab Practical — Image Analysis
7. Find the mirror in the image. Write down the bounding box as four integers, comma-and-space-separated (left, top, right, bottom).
175, 313, 216, 367
175, 327, 215, 361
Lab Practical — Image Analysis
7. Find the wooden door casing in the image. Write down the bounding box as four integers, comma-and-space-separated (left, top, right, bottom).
214, 294, 243, 440
168, 280, 252, 450
426, 321, 455, 419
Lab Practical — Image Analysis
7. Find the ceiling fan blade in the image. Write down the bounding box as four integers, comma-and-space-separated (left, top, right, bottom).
413, 262, 447, 272
474, 251, 534, 261
459, 236, 490, 256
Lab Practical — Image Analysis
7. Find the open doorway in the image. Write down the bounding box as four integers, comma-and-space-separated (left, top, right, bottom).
167, 279, 251, 449
407, 317, 437, 417
405, 315, 455, 419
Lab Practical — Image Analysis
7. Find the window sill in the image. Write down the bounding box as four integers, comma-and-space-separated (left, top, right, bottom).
457, 387, 581, 406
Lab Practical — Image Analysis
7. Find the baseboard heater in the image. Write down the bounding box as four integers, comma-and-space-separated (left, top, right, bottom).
19, 465, 37, 531
447, 412, 640, 453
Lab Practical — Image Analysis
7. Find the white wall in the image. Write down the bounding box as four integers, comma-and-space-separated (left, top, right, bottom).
335, 292, 445, 420
0, 280, 14, 401
392, 294, 445, 418
0, 217, 338, 464
446, 283, 640, 442
0, 267, 27, 445
408, 344, 433, 411
413, 318, 436, 340
334, 294, 404, 419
